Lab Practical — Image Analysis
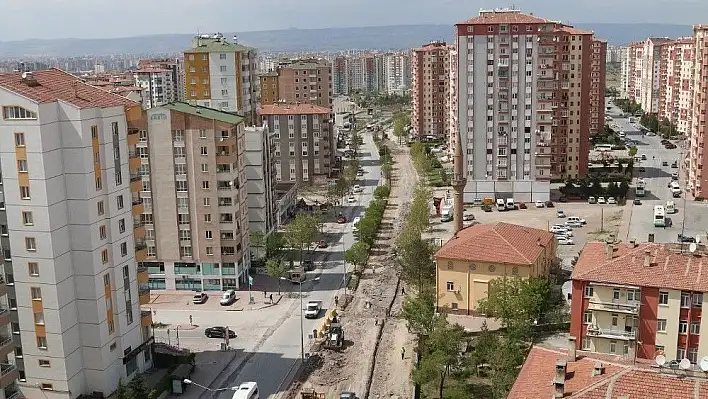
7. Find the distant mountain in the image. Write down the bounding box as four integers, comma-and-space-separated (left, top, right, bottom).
0, 23, 694, 58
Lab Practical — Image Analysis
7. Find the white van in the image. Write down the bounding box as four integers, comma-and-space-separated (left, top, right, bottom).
231, 382, 259, 399
665, 201, 676, 214
567, 216, 586, 225
352, 217, 361, 232
505, 198, 515, 210
496, 198, 506, 211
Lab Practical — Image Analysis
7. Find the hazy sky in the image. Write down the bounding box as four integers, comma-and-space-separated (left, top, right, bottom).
1, 0, 704, 41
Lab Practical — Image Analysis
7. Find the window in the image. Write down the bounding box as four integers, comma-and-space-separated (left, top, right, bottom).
609, 340, 616, 354
201, 163, 209, 173
611, 314, 618, 327
220, 65, 227, 73
17, 159, 28, 172
584, 285, 593, 297
657, 319, 667, 332
40, 383, 53, 391
203, 197, 210, 206
4, 106, 36, 120
681, 292, 691, 308
201, 147, 208, 155
22, 211, 33, 225
121, 242, 128, 257
102, 249, 109, 264
205, 231, 213, 239
34, 312, 44, 325
206, 247, 214, 256
199, 129, 207, 139
627, 289, 640, 302
14, 132, 25, 146
119, 219, 125, 233
694, 293, 703, 308
583, 311, 592, 324
581, 337, 591, 350
613, 288, 620, 300
655, 345, 665, 353
30, 287, 41, 300
202, 181, 210, 190
679, 320, 688, 334
20, 185, 30, 199
25, 237, 36, 251
114, 171, 122, 186
689, 348, 699, 364
678, 347, 686, 360
446, 281, 455, 291
38, 359, 50, 367
28, 262, 39, 276
99, 225, 107, 240
117, 195, 124, 209
692, 322, 701, 335
204, 214, 212, 223
659, 291, 669, 305
36, 336, 47, 349
95, 176, 102, 190
97, 201, 104, 216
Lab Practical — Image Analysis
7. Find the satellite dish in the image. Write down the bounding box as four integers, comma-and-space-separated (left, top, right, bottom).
680, 358, 692, 370
690, 243, 698, 253
655, 354, 667, 366
700, 356, 708, 372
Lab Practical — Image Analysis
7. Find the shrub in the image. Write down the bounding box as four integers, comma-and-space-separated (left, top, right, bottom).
373, 185, 391, 199
696, 196, 705, 202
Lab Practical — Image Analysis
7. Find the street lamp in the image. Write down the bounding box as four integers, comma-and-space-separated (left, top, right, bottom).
281, 276, 320, 360
182, 379, 239, 392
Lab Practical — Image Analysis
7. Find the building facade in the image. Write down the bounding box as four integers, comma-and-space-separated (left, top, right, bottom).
332, 56, 349, 96
625, 42, 645, 104
258, 59, 332, 110
140, 103, 251, 291
688, 26, 708, 198
137, 58, 184, 103
454, 9, 606, 201
244, 124, 278, 240
258, 104, 334, 185
0, 68, 152, 397
382, 53, 411, 95
434, 222, 556, 314
661, 38, 694, 136
411, 41, 451, 139
639, 38, 674, 114
183, 34, 258, 123
134, 68, 177, 109
448, 46, 459, 155
571, 241, 708, 363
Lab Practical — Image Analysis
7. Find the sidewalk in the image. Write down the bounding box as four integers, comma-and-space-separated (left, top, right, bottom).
172, 350, 243, 399
617, 202, 634, 241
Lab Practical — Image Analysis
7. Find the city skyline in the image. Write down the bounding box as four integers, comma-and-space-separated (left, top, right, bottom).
0, 0, 705, 41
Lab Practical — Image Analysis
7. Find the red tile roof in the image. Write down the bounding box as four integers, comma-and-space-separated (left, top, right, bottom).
258, 103, 330, 116
460, 10, 550, 25
0, 68, 137, 109
434, 222, 555, 265
572, 242, 708, 292
510, 346, 708, 398
557, 26, 595, 35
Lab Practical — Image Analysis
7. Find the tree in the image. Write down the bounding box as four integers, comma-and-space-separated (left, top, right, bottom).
381, 163, 393, 182
355, 216, 379, 246
250, 231, 265, 259
628, 145, 638, 158
402, 287, 437, 339
265, 258, 289, 294
396, 228, 435, 292
284, 214, 319, 263
413, 315, 467, 399
115, 381, 130, 399
619, 179, 630, 200
264, 231, 285, 259
393, 112, 410, 144
344, 241, 370, 272
476, 276, 552, 335
373, 185, 391, 199
327, 178, 350, 206
128, 375, 149, 399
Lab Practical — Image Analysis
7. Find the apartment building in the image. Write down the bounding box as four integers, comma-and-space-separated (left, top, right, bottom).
137, 58, 185, 102
258, 59, 332, 110
448, 47, 459, 155
454, 9, 606, 201
411, 41, 451, 139
661, 38, 694, 136
139, 103, 250, 291
382, 53, 411, 95
639, 38, 674, 114
571, 241, 708, 363
0, 69, 152, 397
133, 68, 177, 109
244, 125, 278, 238
688, 26, 708, 198
332, 56, 349, 95
258, 104, 334, 185
347, 57, 364, 93
625, 42, 644, 103
184, 34, 258, 123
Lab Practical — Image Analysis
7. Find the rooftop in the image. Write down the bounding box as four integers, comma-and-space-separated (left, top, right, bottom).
572, 242, 708, 292
258, 103, 331, 116
434, 222, 555, 265
556, 25, 595, 35
277, 58, 330, 70
459, 9, 551, 25
159, 102, 245, 125
0, 68, 138, 109
185, 36, 255, 53
509, 346, 708, 398
135, 67, 171, 74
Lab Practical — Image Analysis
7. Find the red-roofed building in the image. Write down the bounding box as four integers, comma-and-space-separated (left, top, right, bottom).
570, 241, 708, 365
257, 103, 334, 184
434, 222, 557, 314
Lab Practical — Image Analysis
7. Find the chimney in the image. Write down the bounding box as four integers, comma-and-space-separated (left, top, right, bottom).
643, 250, 652, 267
605, 243, 614, 260
592, 361, 604, 377
568, 336, 577, 361
553, 360, 567, 398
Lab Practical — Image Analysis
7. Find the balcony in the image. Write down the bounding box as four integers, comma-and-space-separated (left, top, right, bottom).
0, 309, 9, 326
135, 242, 147, 261
128, 129, 139, 146
0, 364, 18, 389
132, 198, 144, 217
0, 336, 12, 360
130, 176, 143, 192
5, 387, 21, 399
586, 326, 636, 340
0, 276, 7, 298
588, 300, 639, 314
141, 310, 153, 327
137, 268, 149, 285
139, 288, 151, 305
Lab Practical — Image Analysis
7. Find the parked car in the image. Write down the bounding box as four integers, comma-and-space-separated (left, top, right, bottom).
205, 327, 237, 339
597, 196, 606, 204
662, 161, 669, 166
518, 201, 528, 209
535, 200, 545, 208
317, 240, 328, 248
463, 213, 475, 221
671, 173, 679, 180
339, 393, 357, 399
557, 237, 575, 245
588, 196, 597, 204
678, 234, 696, 243
352, 184, 363, 193
545, 201, 555, 208
565, 221, 583, 228
607, 197, 617, 204
482, 205, 493, 212
557, 210, 566, 218
336, 214, 347, 224
639, 167, 645, 172
220, 290, 236, 306
558, 196, 568, 203
347, 195, 356, 203
634, 199, 642, 205
192, 293, 208, 304
671, 162, 678, 168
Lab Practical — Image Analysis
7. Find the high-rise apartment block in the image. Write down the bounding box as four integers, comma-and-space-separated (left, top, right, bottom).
454, 9, 606, 201
383, 53, 412, 95
134, 67, 178, 109
0, 69, 153, 397
662, 38, 694, 136
639, 38, 675, 114
624, 42, 644, 103
244, 125, 278, 237
140, 103, 251, 291
258, 104, 334, 185
258, 59, 332, 110
688, 26, 708, 197
184, 34, 258, 123
332, 56, 349, 95
329, 53, 411, 96
411, 41, 452, 139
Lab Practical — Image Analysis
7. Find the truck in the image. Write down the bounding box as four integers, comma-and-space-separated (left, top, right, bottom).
636, 179, 646, 197
305, 301, 322, 319
440, 205, 453, 222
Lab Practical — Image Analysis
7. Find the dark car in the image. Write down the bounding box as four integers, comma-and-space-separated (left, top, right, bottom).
633, 199, 642, 205
558, 196, 568, 203
518, 201, 528, 209
482, 205, 493, 212
639, 167, 645, 172
336, 213, 347, 224
678, 234, 696, 243
662, 161, 669, 166
671, 162, 678, 168
205, 327, 236, 339
545, 201, 555, 208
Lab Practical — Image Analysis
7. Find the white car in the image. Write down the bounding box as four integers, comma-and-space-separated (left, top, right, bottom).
352, 185, 363, 193
565, 221, 583, 228
607, 197, 617, 204
597, 196, 607, 204
220, 290, 236, 306
549, 226, 572, 236
535, 200, 545, 208
352, 217, 361, 230
557, 210, 566, 218
347, 195, 356, 203
557, 237, 575, 245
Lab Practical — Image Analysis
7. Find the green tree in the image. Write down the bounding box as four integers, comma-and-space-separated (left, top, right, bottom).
344, 241, 370, 272
250, 231, 265, 259
396, 228, 435, 292
115, 381, 130, 399
477, 276, 552, 334
355, 216, 379, 246
487, 336, 526, 397
413, 315, 466, 399
128, 375, 149, 399
402, 287, 437, 339
264, 231, 285, 259
628, 145, 638, 157
619, 180, 630, 200
392, 112, 410, 144
285, 214, 319, 264
327, 178, 350, 206
265, 258, 289, 294
373, 185, 391, 199
381, 163, 393, 182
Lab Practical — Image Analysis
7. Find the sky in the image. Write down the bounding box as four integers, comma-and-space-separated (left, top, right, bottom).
0, 0, 705, 41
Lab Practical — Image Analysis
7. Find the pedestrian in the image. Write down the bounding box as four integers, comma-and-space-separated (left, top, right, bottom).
401, 347, 405, 360
263, 289, 267, 298
189, 315, 193, 326
401, 286, 405, 295
269, 293, 273, 303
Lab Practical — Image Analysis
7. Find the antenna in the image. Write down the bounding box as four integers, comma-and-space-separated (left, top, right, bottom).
655, 354, 666, 367
700, 357, 708, 372
690, 243, 697, 253
679, 358, 691, 370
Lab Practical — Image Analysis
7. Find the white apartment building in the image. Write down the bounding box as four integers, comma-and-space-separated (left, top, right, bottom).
134, 68, 177, 109
0, 69, 152, 398
662, 39, 694, 135
347, 57, 364, 92
383, 53, 412, 95
640, 38, 673, 113
448, 46, 459, 156
244, 124, 278, 239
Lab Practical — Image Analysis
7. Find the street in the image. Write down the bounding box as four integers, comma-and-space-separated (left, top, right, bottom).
200, 130, 382, 398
